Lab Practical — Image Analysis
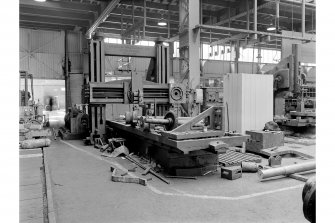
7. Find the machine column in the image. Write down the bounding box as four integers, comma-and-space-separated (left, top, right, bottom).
89, 34, 106, 134
178, 0, 201, 116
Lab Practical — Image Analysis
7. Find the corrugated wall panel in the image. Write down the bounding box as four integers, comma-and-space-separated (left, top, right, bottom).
67, 31, 85, 73
30, 29, 64, 54
69, 53, 83, 73
20, 57, 29, 73
70, 73, 84, 106
19, 29, 29, 52
67, 32, 81, 53
19, 28, 65, 79
29, 53, 63, 79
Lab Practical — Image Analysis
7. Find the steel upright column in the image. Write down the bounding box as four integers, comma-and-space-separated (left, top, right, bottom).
89, 34, 106, 134
178, 0, 201, 116
302, 0, 306, 37
64, 30, 71, 111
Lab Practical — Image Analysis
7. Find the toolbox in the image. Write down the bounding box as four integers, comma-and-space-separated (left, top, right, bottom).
221, 166, 242, 180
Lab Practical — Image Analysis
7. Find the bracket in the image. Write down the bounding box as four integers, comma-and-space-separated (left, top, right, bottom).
171, 106, 225, 132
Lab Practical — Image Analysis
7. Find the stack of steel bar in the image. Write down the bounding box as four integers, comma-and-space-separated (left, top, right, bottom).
218, 150, 262, 167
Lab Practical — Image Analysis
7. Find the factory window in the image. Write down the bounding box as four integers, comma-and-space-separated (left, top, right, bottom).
173, 41, 180, 58
239, 47, 281, 63
104, 38, 122, 44
201, 43, 280, 63
135, 40, 155, 46
202, 43, 231, 61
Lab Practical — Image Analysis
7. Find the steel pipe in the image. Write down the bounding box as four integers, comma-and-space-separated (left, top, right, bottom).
144, 117, 171, 125
258, 161, 316, 179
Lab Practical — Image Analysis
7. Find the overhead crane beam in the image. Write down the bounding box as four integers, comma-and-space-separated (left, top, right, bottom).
86, 0, 120, 39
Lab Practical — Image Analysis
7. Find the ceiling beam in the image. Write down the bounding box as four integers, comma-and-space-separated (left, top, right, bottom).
264, 0, 316, 9
259, 8, 313, 22
201, 0, 239, 8
119, 0, 179, 12
106, 8, 179, 24
99, 22, 178, 36
98, 27, 177, 39
86, 0, 120, 39
19, 0, 100, 13
20, 14, 89, 28
215, 2, 274, 26
210, 33, 248, 46
196, 24, 316, 42
20, 5, 95, 21
103, 18, 179, 29
20, 21, 75, 31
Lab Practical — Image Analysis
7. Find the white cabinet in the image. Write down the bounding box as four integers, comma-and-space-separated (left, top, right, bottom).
223, 73, 273, 133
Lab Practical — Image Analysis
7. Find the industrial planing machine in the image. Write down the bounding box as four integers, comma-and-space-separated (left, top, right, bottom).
84, 39, 249, 175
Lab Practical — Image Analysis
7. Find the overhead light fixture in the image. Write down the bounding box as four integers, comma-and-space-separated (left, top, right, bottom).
158, 13, 167, 26
267, 24, 276, 31
34, 0, 46, 2
158, 18, 167, 26
267, 16, 278, 31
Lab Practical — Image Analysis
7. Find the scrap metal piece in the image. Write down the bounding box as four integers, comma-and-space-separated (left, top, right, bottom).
110, 145, 129, 157
241, 162, 263, 173
164, 175, 197, 180
128, 166, 137, 172
111, 168, 147, 186
124, 155, 170, 184
141, 167, 151, 176
288, 173, 308, 182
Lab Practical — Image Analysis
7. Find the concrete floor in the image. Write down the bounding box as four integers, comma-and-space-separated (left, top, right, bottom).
20, 148, 44, 223
41, 138, 315, 223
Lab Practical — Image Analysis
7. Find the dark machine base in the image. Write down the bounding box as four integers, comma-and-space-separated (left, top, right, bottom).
105, 119, 249, 176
